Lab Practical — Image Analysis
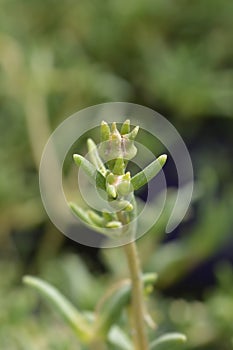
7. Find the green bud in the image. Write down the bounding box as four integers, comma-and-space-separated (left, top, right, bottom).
113, 157, 125, 175
120, 119, 130, 135
127, 125, 139, 140
116, 181, 132, 196
111, 122, 117, 132
69, 202, 93, 225
106, 221, 122, 228
87, 210, 105, 227
98, 120, 138, 163
106, 172, 115, 185
124, 203, 134, 212
106, 183, 117, 198
109, 199, 133, 212
106, 172, 133, 197
102, 210, 116, 222
122, 172, 131, 181
101, 121, 110, 141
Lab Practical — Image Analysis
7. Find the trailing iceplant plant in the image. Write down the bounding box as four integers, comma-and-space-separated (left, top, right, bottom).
23, 120, 187, 350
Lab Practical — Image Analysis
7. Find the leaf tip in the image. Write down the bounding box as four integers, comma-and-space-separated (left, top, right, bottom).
22, 275, 30, 285
73, 153, 82, 165
158, 154, 167, 166
22, 275, 37, 288
87, 138, 95, 149
128, 125, 139, 140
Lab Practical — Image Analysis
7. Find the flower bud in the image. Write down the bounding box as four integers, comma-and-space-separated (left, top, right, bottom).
106, 221, 122, 228
100, 121, 110, 141
106, 172, 133, 199
120, 119, 130, 135
87, 210, 105, 227
98, 121, 138, 164
109, 199, 134, 212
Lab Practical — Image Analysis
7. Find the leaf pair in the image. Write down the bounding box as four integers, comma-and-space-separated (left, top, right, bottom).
73, 148, 167, 193
23, 273, 158, 348
23, 274, 187, 349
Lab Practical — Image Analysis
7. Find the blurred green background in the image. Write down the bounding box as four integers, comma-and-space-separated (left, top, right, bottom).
0, 0, 233, 349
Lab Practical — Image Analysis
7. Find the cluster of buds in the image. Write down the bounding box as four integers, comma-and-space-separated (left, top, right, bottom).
99, 120, 138, 173
70, 120, 167, 236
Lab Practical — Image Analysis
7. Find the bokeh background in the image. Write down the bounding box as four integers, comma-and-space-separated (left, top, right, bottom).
0, 0, 233, 349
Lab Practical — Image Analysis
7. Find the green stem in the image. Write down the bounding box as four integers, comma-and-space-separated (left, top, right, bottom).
89, 339, 107, 350
118, 201, 149, 350
124, 240, 149, 350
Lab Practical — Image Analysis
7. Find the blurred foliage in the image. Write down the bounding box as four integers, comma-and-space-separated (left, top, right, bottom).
0, 0, 233, 349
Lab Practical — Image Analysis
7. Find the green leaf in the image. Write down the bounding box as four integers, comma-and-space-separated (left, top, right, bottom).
22, 276, 93, 343
113, 157, 125, 175
127, 125, 139, 140
69, 202, 123, 237
150, 333, 187, 349
106, 182, 117, 198
87, 138, 107, 176
108, 326, 133, 350
73, 154, 95, 179
69, 202, 93, 225
131, 154, 167, 191
73, 154, 106, 190
87, 210, 105, 227
120, 119, 130, 135
96, 273, 157, 336
96, 170, 106, 190
101, 120, 110, 141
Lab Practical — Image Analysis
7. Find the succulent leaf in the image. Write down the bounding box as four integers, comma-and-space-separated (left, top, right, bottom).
96, 273, 157, 336
73, 154, 106, 190
150, 333, 187, 349
98, 121, 138, 164
131, 154, 167, 191
101, 121, 110, 142
23, 276, 93, 343
69, 202, 93, 225
87, 138, 107, 176
120, 119, 130, 135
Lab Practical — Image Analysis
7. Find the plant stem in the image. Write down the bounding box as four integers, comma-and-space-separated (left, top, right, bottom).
116, 197, 149, 350
124, 240, 149, 350
89, 339, 107, 350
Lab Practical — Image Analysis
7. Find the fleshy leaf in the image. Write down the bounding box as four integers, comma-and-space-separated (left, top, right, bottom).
108, 199, 134, 211
131, 154, 167, 191
69, 202, 124, 237
73, 154, 106, 190
108, 326, 133, 350
106, 221, 122, 228
127, 125, 139, 140
101, 121, 110, 141
23, 276, 93, 343
113, 157, 125, 175
120, 119, 130, 135
98, 121, 138, 162
87, 138, 107, 176
87, 210, 105, 227
106, 182, 117, 198
95, 273, 157, 336
69, 202, 93, 225
150, 333, 187, 349
73, 154, 96, 179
